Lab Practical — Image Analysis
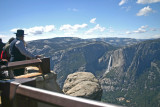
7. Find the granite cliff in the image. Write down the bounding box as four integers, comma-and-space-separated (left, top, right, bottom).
100, 39, 160, 106
27, 37, 160, 106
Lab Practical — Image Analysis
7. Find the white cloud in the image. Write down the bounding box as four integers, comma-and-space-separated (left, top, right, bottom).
59, 23, 87, 32
126, 31, 132, 34
10, 28, 20, 33
44, 25, 56, 32
11, 25, 56, 35
134, 25, 148, 33
73, 24, 88, 29
59, 24, 87, 35
85, 24, 105, 34
137, 0, 160, 4
27, 26, 44, 35
136, 6, 154, 16
152, 34, 160, 38
59, 24, 72, 31
90, 18, 96, 24
0, 34, 7, 38
0, 34, 11, 43
126, 25, 148, 34
119, 0, 127, 6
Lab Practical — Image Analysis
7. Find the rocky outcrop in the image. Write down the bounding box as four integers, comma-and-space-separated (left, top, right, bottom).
63, 72, 102, 101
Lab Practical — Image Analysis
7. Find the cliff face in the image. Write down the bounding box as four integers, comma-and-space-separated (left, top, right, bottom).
27, 37, 160, 106
51, 41, 115, 88
100, 39, 160, 106
101, 39, 160, 79
63, 72, 102, 101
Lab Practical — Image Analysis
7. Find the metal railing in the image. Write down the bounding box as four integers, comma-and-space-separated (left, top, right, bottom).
0, 58, 122, 107
0, 80, 122, 107
0, 58, 50, 74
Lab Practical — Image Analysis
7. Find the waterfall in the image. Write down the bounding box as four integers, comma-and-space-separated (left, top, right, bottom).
103, 55, 112, 77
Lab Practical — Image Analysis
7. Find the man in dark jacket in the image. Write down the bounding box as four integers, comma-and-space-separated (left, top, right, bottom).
10, 29, 40, 76
1, 37, 14, 61
0, 38, 6, 79
0, 38, 5, 58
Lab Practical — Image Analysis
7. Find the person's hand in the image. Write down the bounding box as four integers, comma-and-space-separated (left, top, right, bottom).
36, 55, 42, 58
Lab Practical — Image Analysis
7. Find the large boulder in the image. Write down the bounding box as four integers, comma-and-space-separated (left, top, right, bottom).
63, 72, 102, 101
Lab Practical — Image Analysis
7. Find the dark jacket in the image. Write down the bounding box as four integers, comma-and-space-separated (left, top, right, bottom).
0, 41, 5, 57
10, 39, 26, 62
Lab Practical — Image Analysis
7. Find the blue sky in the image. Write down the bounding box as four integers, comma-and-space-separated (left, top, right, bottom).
0, 0, 160, 42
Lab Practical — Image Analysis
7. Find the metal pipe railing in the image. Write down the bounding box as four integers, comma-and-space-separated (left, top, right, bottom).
16, 84, 122, 107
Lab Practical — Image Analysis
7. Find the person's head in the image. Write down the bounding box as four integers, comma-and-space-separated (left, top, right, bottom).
14, 29, 27, 40
0, 38, 2, 43
8, 37, 15, 44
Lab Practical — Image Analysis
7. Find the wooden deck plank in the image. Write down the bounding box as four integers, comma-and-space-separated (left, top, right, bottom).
15, 73, 42, 79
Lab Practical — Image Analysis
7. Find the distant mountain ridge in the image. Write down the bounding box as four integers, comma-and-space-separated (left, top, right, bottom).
88, 37, 146, 47
27, 37, 160, 107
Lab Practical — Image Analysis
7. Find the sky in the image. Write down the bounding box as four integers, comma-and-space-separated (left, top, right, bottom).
0, 0, 160, 42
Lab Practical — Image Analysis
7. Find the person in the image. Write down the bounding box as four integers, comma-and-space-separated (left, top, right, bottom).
1, 37, 15, 61
0, 38, 5, 58
0, 38, 7, 79
10, 29, 41, 76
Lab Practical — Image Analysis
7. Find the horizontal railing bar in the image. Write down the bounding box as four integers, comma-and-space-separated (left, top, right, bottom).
0, 59, 42, 71
16, 84, 122, 107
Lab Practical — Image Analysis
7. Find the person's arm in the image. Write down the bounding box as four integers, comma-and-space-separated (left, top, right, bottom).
15, 40, 36, 59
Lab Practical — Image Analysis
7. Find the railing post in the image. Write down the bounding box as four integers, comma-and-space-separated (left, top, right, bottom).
1, 78, 37, 107
39, 58, 50, 74
1, 80, 19, 107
